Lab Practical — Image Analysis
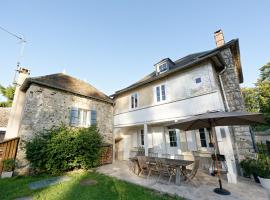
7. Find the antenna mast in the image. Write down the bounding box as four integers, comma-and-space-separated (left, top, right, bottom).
0, 26, 27, 68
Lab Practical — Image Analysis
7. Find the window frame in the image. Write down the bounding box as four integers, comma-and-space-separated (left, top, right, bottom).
140, 129, 144, 146
168, 130, 178, 147
158, 62, 168, 73
155, 84, 167, 103
70, 107, 96, 127
199, 128, 207, 148
130, 92, 139, 110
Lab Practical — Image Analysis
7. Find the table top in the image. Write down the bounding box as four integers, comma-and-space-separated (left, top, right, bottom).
129, 156, 194, 167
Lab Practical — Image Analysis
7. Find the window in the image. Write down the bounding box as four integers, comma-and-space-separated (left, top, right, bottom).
156, 84, 166, 102
159, 63, 168, 73
91, 110, 97, 125
199, 128, 207, 147
140, 129, 144, 146
70, 107, 97, 127
195, 77, 202, 84
169, 130, 177, 147
130, 93, 138, 109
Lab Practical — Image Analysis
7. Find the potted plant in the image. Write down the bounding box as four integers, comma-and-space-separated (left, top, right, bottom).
257, 154, 270, 190
240, 158, 260, 183
1, 158, 15, 178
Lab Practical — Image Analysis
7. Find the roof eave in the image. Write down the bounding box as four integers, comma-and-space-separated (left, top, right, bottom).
21, 79, 113, 104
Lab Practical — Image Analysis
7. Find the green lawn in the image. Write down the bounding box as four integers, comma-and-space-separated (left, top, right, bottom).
0, 171, 183, 200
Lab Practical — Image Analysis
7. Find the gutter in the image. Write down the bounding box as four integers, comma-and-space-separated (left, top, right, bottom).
218, 67, 230, 112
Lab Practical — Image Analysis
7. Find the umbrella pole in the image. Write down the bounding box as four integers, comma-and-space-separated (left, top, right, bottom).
211, 126, 231, 195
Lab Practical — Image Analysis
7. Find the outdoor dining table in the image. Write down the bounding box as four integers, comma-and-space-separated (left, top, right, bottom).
129, 156, 194, 185
163, 158, 194, 185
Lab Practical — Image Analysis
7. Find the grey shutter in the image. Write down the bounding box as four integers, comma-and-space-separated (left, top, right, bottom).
70, 107, 78, 126
90, 110, 97, 125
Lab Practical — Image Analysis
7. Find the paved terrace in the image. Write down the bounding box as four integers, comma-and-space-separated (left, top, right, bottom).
97, 161, 269, 200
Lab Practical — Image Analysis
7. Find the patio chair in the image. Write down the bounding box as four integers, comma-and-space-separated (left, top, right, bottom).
137, 156, 150, 177
147, 157, 159, 179
156, 158, 176, 184
184, 153, 200, 181
161, 153, 171, 159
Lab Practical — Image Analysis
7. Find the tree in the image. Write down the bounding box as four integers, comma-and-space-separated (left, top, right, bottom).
241, 87, 260, 112
242, 62, 270, 129
0, 85, 15, 107
259, 62, 270, 82
256, 64, 270, 124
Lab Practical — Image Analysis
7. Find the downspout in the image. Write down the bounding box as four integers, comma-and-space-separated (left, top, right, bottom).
218, 67, 230, 112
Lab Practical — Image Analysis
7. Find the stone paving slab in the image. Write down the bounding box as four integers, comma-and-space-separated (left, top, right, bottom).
28, 176, 71, 190
14, 197, 33, 200
97, 161, 270, 200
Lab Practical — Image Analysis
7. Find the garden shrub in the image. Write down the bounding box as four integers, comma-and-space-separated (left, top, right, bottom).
25, 125, 103, 174
2, 158, 15, 171
240, 143, 270, 179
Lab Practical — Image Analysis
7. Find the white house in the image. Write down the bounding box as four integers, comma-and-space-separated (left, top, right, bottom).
112, 30, 253, 184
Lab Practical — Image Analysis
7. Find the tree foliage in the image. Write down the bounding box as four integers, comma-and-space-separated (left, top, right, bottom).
242, 62, 270, 128
0, 84, 15, 107
25, 125, 103, 174
241, 87, 259, 112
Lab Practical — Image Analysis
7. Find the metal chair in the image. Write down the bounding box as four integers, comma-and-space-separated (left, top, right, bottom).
211, 154, 228, 175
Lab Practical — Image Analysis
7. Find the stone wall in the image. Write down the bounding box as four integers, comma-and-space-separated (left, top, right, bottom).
16, 84, 113, 174
220, 48, 255, 162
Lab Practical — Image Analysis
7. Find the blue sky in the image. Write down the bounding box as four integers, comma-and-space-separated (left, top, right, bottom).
0, 0, 269, 99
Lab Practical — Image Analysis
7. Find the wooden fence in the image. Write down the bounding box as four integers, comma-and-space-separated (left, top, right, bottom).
0, 137, 20, 173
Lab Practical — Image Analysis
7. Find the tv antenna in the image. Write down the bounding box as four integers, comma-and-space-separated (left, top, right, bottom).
0, 25, 27, 68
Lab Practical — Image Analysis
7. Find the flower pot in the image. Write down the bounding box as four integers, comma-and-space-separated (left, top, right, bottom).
252, 172, 260, 183
258, 176, 270, 190
1, 171, 13, 178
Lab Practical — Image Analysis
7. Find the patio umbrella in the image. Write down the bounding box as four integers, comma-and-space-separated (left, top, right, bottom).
167, 111, 266, 195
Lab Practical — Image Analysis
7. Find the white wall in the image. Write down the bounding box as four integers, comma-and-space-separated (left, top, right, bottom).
114, 91, 224, 127
114, 63, 225, 127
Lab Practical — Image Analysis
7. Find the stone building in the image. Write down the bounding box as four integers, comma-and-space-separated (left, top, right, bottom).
5, 71, 113, 174
112, 30, 254, 183
4, 30, 255, 180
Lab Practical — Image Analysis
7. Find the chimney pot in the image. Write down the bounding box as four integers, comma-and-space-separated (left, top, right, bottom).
18, 67, 30, 75
214, 29, 225, 47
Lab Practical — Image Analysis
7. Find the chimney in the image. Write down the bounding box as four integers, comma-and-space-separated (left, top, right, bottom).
13, 67, 30, 86
214, 29, 225, 47
5, 67, 30, 140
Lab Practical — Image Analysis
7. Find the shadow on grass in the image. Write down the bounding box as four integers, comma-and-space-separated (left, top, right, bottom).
0, 171, 182, 200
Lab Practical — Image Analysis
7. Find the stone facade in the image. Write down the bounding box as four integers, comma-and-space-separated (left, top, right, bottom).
16, 84, 113, 174
220, 48, 255, 162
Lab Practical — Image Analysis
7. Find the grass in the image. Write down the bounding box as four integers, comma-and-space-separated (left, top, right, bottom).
0, 171, 183, 200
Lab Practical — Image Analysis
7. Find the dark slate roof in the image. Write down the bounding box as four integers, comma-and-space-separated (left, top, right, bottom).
21, 73, 113, 104
0, 107, 11, 127
114, 39, 242, 96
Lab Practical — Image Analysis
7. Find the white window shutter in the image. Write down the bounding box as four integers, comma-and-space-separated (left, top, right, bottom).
70, 107, 78, 126
86, 111, 91, 127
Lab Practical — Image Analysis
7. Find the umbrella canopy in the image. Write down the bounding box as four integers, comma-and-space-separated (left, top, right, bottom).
167, 111, 266, 131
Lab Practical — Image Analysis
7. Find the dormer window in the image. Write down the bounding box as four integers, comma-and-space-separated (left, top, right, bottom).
159, 63, 168, 73
154, 58, 174, 75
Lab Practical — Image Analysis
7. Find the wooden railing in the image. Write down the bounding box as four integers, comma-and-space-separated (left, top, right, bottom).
0, 137, 20, 173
